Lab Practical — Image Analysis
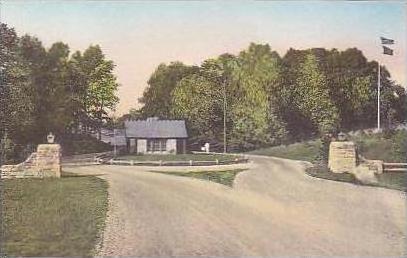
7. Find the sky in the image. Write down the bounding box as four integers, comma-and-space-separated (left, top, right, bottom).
1, 0, 406, 115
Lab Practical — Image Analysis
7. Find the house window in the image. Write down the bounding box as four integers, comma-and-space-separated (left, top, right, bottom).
147, 139, 167, 152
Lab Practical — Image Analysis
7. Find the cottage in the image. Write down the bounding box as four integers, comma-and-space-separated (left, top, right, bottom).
124, 117, 188, 154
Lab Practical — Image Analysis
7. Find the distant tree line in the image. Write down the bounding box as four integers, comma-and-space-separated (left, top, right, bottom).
136, 43, 406, 151
0, 23, 119, 163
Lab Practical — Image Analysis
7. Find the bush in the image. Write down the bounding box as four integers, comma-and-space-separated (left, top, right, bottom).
391, 130, 407, 162
59, 134, 112, 156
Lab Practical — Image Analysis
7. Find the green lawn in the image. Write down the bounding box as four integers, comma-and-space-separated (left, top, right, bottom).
247, 130, 406, 163
376, 172, 407, 192
149, 169, 247, 187
248, 140, 321, 162
117, 153, 239, 162
1, 172, 108, 256
249, 131, 406, 192
306, 165, 407, 192
351, 130, 407, 163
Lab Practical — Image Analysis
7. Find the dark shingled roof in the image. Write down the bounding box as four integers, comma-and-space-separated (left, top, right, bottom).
125, 118, 188, 138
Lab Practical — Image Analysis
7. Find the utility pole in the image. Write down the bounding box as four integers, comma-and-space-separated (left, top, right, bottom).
223, 79, 227, 153
113, 112, 117, 158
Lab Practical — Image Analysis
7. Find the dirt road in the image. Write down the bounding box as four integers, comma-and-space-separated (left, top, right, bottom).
66, 156, 406, 256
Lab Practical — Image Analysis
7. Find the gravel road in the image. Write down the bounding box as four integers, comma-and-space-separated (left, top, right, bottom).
65, 156, 406, 256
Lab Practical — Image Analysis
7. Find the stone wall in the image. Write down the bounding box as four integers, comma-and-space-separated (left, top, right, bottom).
328, 141, 357, 173
0, 144, 61, 179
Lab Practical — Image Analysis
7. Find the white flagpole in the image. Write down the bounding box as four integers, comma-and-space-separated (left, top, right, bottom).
377, 62, 381, 131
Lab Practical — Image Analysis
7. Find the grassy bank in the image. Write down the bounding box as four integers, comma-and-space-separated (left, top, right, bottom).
149, 169, 247, 187
118, 153, 238, 162
1, 173, 108, 256
306, 165, 407, 192
248, 130, 407, 163
248, 140, 321, 162
250, 130, 406, 192
352, 130, 407, 162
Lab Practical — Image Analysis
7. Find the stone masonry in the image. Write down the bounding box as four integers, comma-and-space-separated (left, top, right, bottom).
328, 141, 357, 173
0, 144, 61, 179
35, 144, 61, 177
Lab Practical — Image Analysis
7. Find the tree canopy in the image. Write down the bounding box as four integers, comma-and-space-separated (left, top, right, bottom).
0, 23, 119, 163
135, 43, 406, 151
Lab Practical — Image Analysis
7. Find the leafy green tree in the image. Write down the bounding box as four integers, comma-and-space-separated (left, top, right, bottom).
18, 38, 73, 139
43, 42, 73, 135
66, 51, 88, 133
229, 43, 288, 149
140, 62, 198, 118
86, 60, 119, 135
78, 45, 120, 135
295, 53, 339, 134
172, 73, 224, 149
0, 24, 34, 145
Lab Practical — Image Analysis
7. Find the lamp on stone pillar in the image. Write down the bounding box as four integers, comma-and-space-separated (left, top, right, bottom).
47, 132, 55, 144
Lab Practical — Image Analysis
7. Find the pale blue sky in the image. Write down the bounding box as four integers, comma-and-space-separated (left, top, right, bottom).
1, 1, 406, 114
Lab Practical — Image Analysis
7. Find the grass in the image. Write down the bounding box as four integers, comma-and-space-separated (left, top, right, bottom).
118, 153, 238, 162
149, 169, 247, 187
350, 130, 407, 163
1, 172, 108, 256
375, 172, 407, 192
306, 165, 360, 184
248, 140, 321, 162
248, 130, 406, 163
306, 165, 407, 193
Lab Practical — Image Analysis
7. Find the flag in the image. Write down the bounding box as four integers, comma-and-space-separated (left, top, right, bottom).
380, 37, 395, 45
383, 46, 394, 55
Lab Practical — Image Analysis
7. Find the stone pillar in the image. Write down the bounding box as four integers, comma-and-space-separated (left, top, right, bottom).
35, 144, 61, 177
328, 141, 356, 173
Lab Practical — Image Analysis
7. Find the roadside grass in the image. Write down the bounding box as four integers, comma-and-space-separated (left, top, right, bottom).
306, 165, 407, 193
248, 140, 321, 162
350, 130, 407, 163
250, 131, 406, 193
305, 165, 360, 184
118, 153, 237, 162
1, 172, 108, 256
149, 169, 247, 187
375, 172, 407, 192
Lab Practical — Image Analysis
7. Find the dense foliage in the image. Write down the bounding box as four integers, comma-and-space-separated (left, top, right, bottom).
137, 43, 406, 151
0, 23, 119, 163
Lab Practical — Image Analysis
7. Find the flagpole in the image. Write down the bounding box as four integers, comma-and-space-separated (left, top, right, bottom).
377, 62, 381, 131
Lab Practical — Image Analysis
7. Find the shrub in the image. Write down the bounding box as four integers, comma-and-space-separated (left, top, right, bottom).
59, 134, 112, 156
391, 130, 407, 162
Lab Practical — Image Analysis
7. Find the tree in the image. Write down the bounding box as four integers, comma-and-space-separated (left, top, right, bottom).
140, 62, 198, 118
172, 73, 224, 149
295, 53, 339, 135
86, 60, 119, 136
0, 24, 34, 144
66, 51, 88, 133
42, 42, 73, 135
78, 45, 120, 135
229, 43, 288, 149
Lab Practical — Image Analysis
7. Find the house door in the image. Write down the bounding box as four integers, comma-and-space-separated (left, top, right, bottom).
176, 139, 186, 154
129, 138, 137, 153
